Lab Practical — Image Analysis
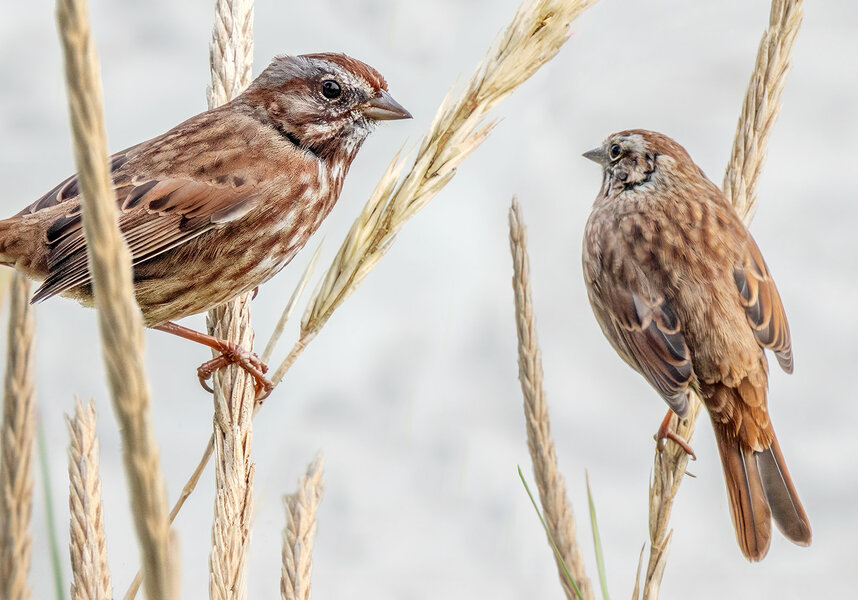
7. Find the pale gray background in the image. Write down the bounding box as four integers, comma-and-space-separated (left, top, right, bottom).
1, 1, 855, 598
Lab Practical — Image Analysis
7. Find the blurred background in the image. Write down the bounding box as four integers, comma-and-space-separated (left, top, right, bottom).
1, 0, 855, 598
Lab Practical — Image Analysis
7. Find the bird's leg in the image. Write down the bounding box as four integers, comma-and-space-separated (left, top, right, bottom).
655, 409, 696, 460
154, 321, 274, 399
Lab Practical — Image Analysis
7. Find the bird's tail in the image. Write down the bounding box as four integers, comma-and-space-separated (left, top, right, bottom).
713, 416, 812, 561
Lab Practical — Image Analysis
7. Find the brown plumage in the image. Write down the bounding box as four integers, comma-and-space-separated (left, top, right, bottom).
582, 129, 811, 561
0, 52, 410, 391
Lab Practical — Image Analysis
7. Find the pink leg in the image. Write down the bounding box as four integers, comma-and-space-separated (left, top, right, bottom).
655, 409, 696, 460
155, 321, 274, 399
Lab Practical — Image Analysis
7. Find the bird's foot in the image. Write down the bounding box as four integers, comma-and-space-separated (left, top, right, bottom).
655, 409, 696, 460
197, 345, 274, 400
154, 321, 274, 400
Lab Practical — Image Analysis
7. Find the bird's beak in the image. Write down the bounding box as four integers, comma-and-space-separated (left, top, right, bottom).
582, 147, 604, 164
363, 90, 412, 121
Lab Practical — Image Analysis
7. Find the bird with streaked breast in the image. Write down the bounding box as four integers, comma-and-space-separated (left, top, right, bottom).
0, 52, 412, 393
582, 129, 811, 561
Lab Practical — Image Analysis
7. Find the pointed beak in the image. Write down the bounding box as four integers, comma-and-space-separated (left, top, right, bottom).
362, 90, 412, 121
582, 147, 604, 164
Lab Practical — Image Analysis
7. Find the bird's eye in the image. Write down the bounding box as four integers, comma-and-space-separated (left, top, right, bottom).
609, 144, 622, 160
320, 79, 342, 100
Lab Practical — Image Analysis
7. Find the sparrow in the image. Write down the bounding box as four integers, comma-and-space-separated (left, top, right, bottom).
0, 52, 411, 393
582, 129, 811, 560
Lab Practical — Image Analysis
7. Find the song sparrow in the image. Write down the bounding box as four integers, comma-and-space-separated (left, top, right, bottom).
0, 52, 410, 392
581, 129, 811, 561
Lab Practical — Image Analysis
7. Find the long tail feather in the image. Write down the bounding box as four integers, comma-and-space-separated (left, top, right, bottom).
715, 428, 772, 561
754, 433, 812, 546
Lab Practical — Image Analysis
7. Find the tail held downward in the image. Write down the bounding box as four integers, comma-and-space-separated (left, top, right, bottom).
714, 425, 812, 561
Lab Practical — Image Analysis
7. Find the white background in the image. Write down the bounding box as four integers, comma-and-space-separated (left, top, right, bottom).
1, 0, 855, 598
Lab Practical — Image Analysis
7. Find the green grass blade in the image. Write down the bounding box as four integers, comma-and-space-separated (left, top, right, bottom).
37, 417, 66, 600
585, 470, 610, 600
517, 465, 584, 600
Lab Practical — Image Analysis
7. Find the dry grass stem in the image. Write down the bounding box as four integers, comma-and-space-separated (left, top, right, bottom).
208, 295, 257, 600
67, 399, 112, 600
722, 0, 805, 223
0, 273, 36, 600
126, 3, 255, 595
203, 2, 256, 599
56, 1, 172, 597
124, 438, 215, 600
280, 454, 325, 600
265, 0, 596, 386
642, 1, 803, 597
207, 0, 254, 109
142, 0, 597, 587
509, 198, 593, 600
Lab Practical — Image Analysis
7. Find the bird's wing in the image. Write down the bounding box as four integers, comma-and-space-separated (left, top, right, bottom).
592, 283, 694, 417
733, 237, 793, 373
29, 148, 263, 303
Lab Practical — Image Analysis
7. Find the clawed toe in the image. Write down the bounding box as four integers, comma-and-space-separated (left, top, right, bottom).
156, 322, 275, 400
655, 409, 696, 460
196, 346, 273, 400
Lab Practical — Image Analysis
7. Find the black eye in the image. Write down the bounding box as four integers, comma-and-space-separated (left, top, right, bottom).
321, 79, 342, 100
609, 144, 622, 160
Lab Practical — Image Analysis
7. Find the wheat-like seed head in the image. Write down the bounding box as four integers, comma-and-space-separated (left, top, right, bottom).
509, 198, 593, 600
280, 454, 325, 600
55, 0, 172, 597
67, 399, 112, 600
642, 1, 804, 597
298, 0, 597, 340
205, 3, 257, 599
722, 0, 804, 224
0, 273, 36, 600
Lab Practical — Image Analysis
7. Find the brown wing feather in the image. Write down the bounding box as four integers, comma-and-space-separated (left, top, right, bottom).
594, 284, 694, 417
30, 150, 262, 303
733, 237, 793, 373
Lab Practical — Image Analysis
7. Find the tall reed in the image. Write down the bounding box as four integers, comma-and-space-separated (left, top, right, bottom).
204, 2, 257, 599
0, 273, 36, 600
55, 0, 173, 596
642, 1, 804, 596
509, 198, 593, 600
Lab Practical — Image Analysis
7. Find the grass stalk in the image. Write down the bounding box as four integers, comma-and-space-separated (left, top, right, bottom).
584, 472, 609, 600
280, 454, 325, 600
55, 0, 173, 597
0, 273, 36, 600
204, 2, 256, 598
159, 0, 600, 565
67, 399, 112, 600
510, 198, 593, 600
518, 467, 584, 600
267, 0, 598, 391
641, 1, 804, 597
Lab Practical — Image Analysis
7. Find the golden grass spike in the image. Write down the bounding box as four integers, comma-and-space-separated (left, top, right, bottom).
204, 2, 256, 599
299, 0, 597, 341
281, 454, 325, 600
509, 198, 593, 600
55, 0, 172, 596
0, 273, 36, 600
67, 399, 112, 600
643, 2, 804, 596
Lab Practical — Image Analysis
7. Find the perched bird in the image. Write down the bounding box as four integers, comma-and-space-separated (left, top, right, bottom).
0, 52, 411, 392
581, 129, 811, 561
